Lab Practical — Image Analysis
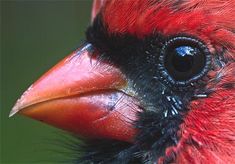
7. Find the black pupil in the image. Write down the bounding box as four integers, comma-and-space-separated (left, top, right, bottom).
165, 45, 205, 81
172, 46, 197, 72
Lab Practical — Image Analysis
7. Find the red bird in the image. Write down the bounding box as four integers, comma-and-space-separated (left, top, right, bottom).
11, 0, 235, 163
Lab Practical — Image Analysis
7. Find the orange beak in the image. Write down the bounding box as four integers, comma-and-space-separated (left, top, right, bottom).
10, 43, 139, 142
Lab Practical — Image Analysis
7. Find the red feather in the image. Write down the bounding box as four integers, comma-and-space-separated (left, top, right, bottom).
101, 0, 235, 60
162, 63, 235, 163
12, 0, 235, 163
99, 0, 235, 163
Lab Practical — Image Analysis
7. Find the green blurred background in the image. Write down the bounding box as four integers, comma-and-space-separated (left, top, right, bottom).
1, 1, 92, 163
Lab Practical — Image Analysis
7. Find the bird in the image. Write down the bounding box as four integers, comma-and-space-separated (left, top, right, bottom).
10, 0, 235, 163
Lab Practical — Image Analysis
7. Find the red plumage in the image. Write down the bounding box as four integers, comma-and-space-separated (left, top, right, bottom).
102, 0, 235, 59
12, 0, 235, 163
97, 0, 235, 163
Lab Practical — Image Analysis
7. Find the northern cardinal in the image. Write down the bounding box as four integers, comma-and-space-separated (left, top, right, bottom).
10, 0, 235, 163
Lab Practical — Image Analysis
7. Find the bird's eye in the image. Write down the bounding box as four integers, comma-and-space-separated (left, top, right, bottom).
159, 36, 211, 86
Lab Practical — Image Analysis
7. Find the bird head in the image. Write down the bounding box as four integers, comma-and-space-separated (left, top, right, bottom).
11, 0, 235, 163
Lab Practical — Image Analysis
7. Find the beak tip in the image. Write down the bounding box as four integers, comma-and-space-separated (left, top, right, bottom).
10, 88, 32, 118
9, 108, 17, 118
9, 103, 22, 118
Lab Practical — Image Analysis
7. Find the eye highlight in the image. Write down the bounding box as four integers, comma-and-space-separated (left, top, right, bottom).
159, 36, 211, 86
171, 46, 200, 72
